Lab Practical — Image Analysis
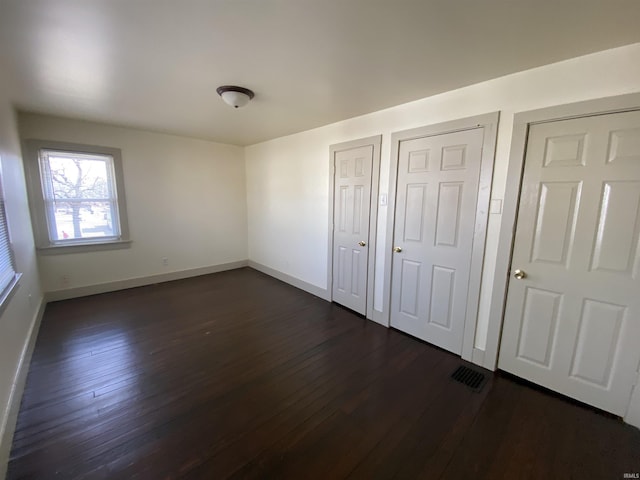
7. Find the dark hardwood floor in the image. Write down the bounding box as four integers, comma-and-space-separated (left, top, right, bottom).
6, 268, 640, 479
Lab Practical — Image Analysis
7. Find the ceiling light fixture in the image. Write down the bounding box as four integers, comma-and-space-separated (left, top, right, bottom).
216, 85, 255, 109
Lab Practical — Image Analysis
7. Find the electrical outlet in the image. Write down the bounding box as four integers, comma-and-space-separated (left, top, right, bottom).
162, 257, 169, 266
60, 275, 70, 287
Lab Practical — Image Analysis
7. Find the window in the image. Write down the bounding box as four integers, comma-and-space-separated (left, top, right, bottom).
24, 141, 130, 253
0, 163, 20, 308
40, 149, 120, 243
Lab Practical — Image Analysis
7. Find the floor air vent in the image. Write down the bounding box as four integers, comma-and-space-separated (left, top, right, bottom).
451, 365, 487, 392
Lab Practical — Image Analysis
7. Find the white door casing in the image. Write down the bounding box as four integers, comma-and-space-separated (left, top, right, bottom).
329, 136, 381, 317
499, 110, 640, 417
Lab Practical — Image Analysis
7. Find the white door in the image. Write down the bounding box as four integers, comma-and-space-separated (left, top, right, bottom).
332, 145, 373, 315
390, 128, 484, 354
499, 110, 640, 416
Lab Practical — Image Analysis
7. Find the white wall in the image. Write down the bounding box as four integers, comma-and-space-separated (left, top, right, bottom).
0, 86, 44, 472
18, 114, 248, 296
245, 43, 640, 354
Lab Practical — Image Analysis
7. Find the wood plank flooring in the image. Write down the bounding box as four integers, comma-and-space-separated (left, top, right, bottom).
6, 267, 640, 479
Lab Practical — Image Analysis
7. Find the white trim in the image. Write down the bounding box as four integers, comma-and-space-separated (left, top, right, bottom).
472, 347, 486, 366
463, 115, 499, 363
383, 113, 499, 362
0, 273, 21, 317
327, 135, 382, 320
37, 239, 132, 255
0, 297, 46, 480
369, 309, 388, 327
45, 260, 248, 301
484, 92, 640, 372
248, 261, 330, 300
22, 139, 131, 252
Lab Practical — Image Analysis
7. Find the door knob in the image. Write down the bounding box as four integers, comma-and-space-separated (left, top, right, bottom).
358, 241, 367, 247
393, 246, 402, 253
513, 269, 526, 280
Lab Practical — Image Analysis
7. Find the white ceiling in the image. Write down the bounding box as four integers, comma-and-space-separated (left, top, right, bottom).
1, 1, 639, 146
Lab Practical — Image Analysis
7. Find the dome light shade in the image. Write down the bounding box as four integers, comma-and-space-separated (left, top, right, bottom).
216, 85, 255, 108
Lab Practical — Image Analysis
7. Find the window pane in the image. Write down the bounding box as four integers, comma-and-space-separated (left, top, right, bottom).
45, 153, 113, 201
49, 201, 119, 242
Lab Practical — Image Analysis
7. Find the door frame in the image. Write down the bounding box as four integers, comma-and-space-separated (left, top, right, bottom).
383, 113, 499, 361
485, 93, 640, 375
327, 135, 382, 320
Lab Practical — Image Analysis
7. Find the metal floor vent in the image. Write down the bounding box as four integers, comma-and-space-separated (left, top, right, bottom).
451, 365, 487, 392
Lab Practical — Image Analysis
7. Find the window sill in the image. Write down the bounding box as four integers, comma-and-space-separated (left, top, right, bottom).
37, 239, 132, 255
0, 273, 22, 316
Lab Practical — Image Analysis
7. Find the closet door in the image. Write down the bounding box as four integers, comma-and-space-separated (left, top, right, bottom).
390, 127, 484, 354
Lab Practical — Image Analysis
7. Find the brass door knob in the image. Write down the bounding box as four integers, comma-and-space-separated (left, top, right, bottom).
514, 269, 526, 280
393, 246, 402, 253
358, 241, 367, 247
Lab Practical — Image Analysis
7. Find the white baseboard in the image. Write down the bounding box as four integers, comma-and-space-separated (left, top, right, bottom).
45, 260, 249, 302
247, 261, 330, 301
0, 297, 46, 480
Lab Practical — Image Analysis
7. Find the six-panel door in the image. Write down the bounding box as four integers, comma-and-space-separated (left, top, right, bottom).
332, 145, 374, 315
390, 128, 484, 354
499, 111, 640, 416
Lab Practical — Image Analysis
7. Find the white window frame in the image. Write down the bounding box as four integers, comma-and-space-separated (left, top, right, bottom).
0, 160, 22, 313
23, 140, 131, 254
